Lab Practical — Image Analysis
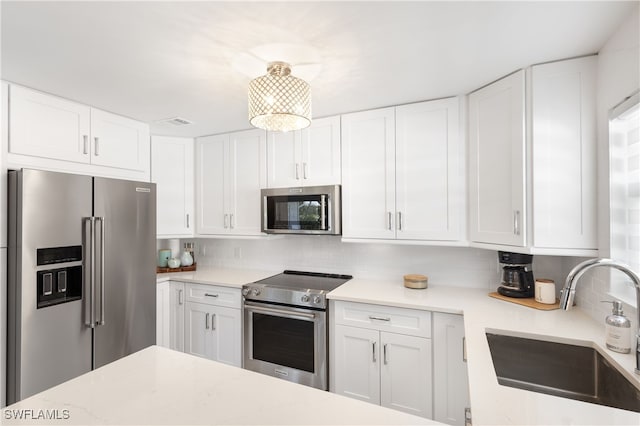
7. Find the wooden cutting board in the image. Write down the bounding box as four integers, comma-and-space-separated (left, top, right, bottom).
489, 292, 560, 310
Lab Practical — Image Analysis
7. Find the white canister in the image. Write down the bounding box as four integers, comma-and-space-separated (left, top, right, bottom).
535, 279, 556, 304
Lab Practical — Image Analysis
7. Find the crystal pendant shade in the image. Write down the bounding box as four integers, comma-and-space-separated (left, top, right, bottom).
248, 61, 311, 132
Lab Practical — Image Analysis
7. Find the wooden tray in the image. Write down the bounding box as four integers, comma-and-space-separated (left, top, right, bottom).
157, 263, 197, 274
488, 292, 560, 311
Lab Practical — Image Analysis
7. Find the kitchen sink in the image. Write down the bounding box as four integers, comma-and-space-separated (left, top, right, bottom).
486, 332, 640, 413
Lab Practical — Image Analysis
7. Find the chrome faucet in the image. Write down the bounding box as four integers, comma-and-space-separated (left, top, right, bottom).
560, 258, 640, 374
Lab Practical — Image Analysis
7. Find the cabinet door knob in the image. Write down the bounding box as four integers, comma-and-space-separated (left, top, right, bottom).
372, 341, 377, 363
94, 137, 100, 156
383, 343, 388, 365
83, 135, 89, 154
513, 210, 521, 235
387, 212, 393, 231
303, 162, 308, 179
205, 313, 210, 330
295, 163, 300, 180
398, 212, 403, 231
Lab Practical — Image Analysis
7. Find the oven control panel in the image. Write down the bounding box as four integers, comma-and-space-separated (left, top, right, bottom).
242, 284, 327, 309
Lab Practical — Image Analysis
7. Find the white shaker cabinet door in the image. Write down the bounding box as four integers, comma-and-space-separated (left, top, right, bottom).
152, 136, 194, 237
266, 130, 299, 188
226, 129, 266, 235
396, 98, 463, 241
9, 85, 90, 164
433, 313, 469, 426
90, 108, 150, 172
169, 282, 186, 352
156, 281, 171, 347
531, 56, 597, 250
301, 115, 342, 187
469, 70, 526, 246
341, 107, 396, 239
184, 301, 217, 360
196, 134, 229, 234
380, 332, 433, 418
333, 324, 381, 405
208, 305, 242, 367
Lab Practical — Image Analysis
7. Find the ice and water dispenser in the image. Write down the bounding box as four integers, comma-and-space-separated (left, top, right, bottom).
36, 246, 83, 308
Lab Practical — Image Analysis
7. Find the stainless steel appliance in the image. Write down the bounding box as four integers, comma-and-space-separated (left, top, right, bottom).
243, 270, 352, 390
7, 169, 156, 404
497, 251, 535, 298
261, 185, 341, 235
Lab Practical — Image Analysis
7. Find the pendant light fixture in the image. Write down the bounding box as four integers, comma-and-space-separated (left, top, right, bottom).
248, 61, 311, 132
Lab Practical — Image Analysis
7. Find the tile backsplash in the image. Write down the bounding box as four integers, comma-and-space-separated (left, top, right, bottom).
159, 237, 567, 292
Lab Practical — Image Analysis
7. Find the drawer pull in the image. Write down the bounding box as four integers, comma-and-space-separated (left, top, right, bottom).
205, 293, 219, 298
369, 315, 390, 322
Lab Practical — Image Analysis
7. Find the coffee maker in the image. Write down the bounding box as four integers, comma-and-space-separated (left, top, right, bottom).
497, 251, 535, 298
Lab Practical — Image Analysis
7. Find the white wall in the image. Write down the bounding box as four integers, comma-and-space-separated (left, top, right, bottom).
571, 5, 640, 327
165, 237, 566, 293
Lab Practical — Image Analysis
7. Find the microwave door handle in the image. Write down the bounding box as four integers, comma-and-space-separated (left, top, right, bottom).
320, 194, 327, 230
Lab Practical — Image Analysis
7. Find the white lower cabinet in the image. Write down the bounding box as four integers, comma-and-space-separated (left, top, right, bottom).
168, 282, 185, 351
331, 301, 470, 424
156, 281, 241, 367
184, 302, 241, 367
432, 313, 470, 426
156, 281, 170, 347
183, 283, 242, 367
332, 302, 433, 419
156, 281, 185, 351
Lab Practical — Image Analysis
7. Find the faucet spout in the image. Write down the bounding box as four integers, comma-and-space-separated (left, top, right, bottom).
560, 258, 640, 374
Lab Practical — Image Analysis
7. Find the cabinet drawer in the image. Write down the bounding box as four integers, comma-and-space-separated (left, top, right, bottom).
185, 282, 241, 309
333, 301, 431, 338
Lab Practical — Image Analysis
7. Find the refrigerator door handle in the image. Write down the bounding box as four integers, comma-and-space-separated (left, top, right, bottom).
97, 217, 106, 326
85, 217, 96, 328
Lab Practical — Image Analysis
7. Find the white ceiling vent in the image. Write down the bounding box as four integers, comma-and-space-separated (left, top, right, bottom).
156, 117, 194, 126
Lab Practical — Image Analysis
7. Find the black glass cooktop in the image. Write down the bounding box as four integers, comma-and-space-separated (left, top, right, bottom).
254, 270, 352, 292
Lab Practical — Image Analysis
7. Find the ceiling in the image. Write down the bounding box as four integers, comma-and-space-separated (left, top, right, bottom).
1, 1, 636, 138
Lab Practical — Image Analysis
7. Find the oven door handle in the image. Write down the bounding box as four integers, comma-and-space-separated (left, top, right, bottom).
244, 302, 316, 320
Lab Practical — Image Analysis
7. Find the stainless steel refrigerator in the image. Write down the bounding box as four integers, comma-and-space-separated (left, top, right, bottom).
7, 169, 156, 404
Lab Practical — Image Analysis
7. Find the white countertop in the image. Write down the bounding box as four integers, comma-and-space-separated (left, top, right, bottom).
156, 267, 278, 288
328, 278, 640, 425
1, 346, 438, 425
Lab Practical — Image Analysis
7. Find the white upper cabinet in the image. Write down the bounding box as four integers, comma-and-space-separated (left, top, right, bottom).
89, 108, 150, 172
151, 136, 194, 237
266, 115, 341, 188
341, 107, 396, 240
469, 70, 526, 247
9, 84, 91, 163
531, 56, 597, 251
396, 98, 463, 241
342, 98, 464, 242
7, 84, 150, 181
196, 129, 266, 236
468, 57, 597, 255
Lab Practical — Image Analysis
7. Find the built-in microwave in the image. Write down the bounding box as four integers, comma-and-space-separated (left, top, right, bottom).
261, 185, 341, 235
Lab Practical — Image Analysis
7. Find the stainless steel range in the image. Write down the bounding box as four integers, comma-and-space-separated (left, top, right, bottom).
242, 270, 352, 390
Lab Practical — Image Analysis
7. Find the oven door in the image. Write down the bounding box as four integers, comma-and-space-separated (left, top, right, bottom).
243, 301, 327, 390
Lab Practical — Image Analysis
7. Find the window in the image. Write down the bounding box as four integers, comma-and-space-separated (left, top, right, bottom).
609, 92, 640, 306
